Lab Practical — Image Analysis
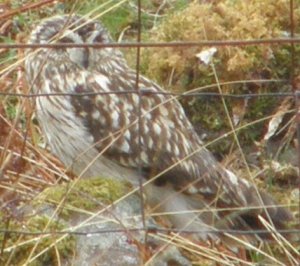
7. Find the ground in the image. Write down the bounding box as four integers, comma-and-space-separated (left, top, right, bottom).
0, 0, 299, 265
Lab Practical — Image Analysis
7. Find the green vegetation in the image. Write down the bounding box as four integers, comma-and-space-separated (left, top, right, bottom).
0, 0, 299, 265
0, 213, 75, 266
35, 177, 130, 218
140, 0, 299, 155
0, 177, 129, 265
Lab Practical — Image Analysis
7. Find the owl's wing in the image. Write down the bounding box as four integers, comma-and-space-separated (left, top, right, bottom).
68, 69, 293, 238
70, 70, 217, 182
71, 71, 195, 166
68, 71, 256, 203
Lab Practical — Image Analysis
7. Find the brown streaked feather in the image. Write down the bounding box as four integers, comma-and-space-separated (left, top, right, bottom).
25, 14, 294, 244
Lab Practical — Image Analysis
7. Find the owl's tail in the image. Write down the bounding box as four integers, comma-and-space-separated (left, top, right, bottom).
217, 186, 294, 244
218, 168, 295, 245
147, 169, 295, 246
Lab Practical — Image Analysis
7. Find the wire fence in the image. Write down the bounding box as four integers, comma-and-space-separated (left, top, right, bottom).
0, 0, 300, 263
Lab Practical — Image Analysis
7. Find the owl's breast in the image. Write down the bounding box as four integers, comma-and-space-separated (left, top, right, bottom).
35, 90, 96, 170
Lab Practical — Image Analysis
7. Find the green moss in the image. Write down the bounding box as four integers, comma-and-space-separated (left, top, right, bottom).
62, 0, 160, 38
1, 177, 128, 265
139, 0, 300, 156
141, 2, 298, 87
35, 177, 129, 218
1, 214, 75, 266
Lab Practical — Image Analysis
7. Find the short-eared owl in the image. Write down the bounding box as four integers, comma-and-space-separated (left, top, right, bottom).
25, 15, 292, 242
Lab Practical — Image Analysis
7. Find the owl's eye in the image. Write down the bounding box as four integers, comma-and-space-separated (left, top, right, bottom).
93, 34, 105, 43
77, 23, 95, 36
59, 37, 74, 43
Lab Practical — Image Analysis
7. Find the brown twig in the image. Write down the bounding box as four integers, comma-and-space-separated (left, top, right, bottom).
0, 0, 61, 21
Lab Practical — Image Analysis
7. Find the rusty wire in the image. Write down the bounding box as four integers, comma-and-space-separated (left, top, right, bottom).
0, 91, 295, 98
135, 0, 147, 241
0, 227, 299, 236
0, 1, 299, 242
0, 38, 300, 50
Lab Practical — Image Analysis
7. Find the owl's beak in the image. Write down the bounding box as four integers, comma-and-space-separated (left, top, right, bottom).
67, 47, 89, 69
82, 48, 89, 69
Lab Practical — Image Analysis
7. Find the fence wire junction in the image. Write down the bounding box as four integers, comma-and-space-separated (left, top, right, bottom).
0, 0, 300, 255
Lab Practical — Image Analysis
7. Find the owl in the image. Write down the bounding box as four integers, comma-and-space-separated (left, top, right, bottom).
25, 15, 292, 243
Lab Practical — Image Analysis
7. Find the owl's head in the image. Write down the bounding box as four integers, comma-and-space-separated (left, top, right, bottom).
27, 15, 117, 69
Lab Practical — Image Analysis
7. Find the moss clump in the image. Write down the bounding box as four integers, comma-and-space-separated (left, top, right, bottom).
140, 0, 299, 156
1, 177, 129, 265
35, 177, 130, 218
1, 215, 75, 266
143, 0, 299, 87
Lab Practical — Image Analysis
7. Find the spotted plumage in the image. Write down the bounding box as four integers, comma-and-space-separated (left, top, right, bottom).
25, 15, 292, 243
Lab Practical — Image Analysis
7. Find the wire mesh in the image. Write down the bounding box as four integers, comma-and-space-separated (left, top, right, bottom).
0, 0, 299, 264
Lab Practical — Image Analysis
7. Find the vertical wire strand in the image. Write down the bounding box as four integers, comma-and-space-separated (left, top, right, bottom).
290, 0, 300, 224
135, 0, 147, 239
290, 0, 295, 81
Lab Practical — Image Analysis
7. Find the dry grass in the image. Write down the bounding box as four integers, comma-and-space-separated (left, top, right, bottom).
0, 0, 299, 265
